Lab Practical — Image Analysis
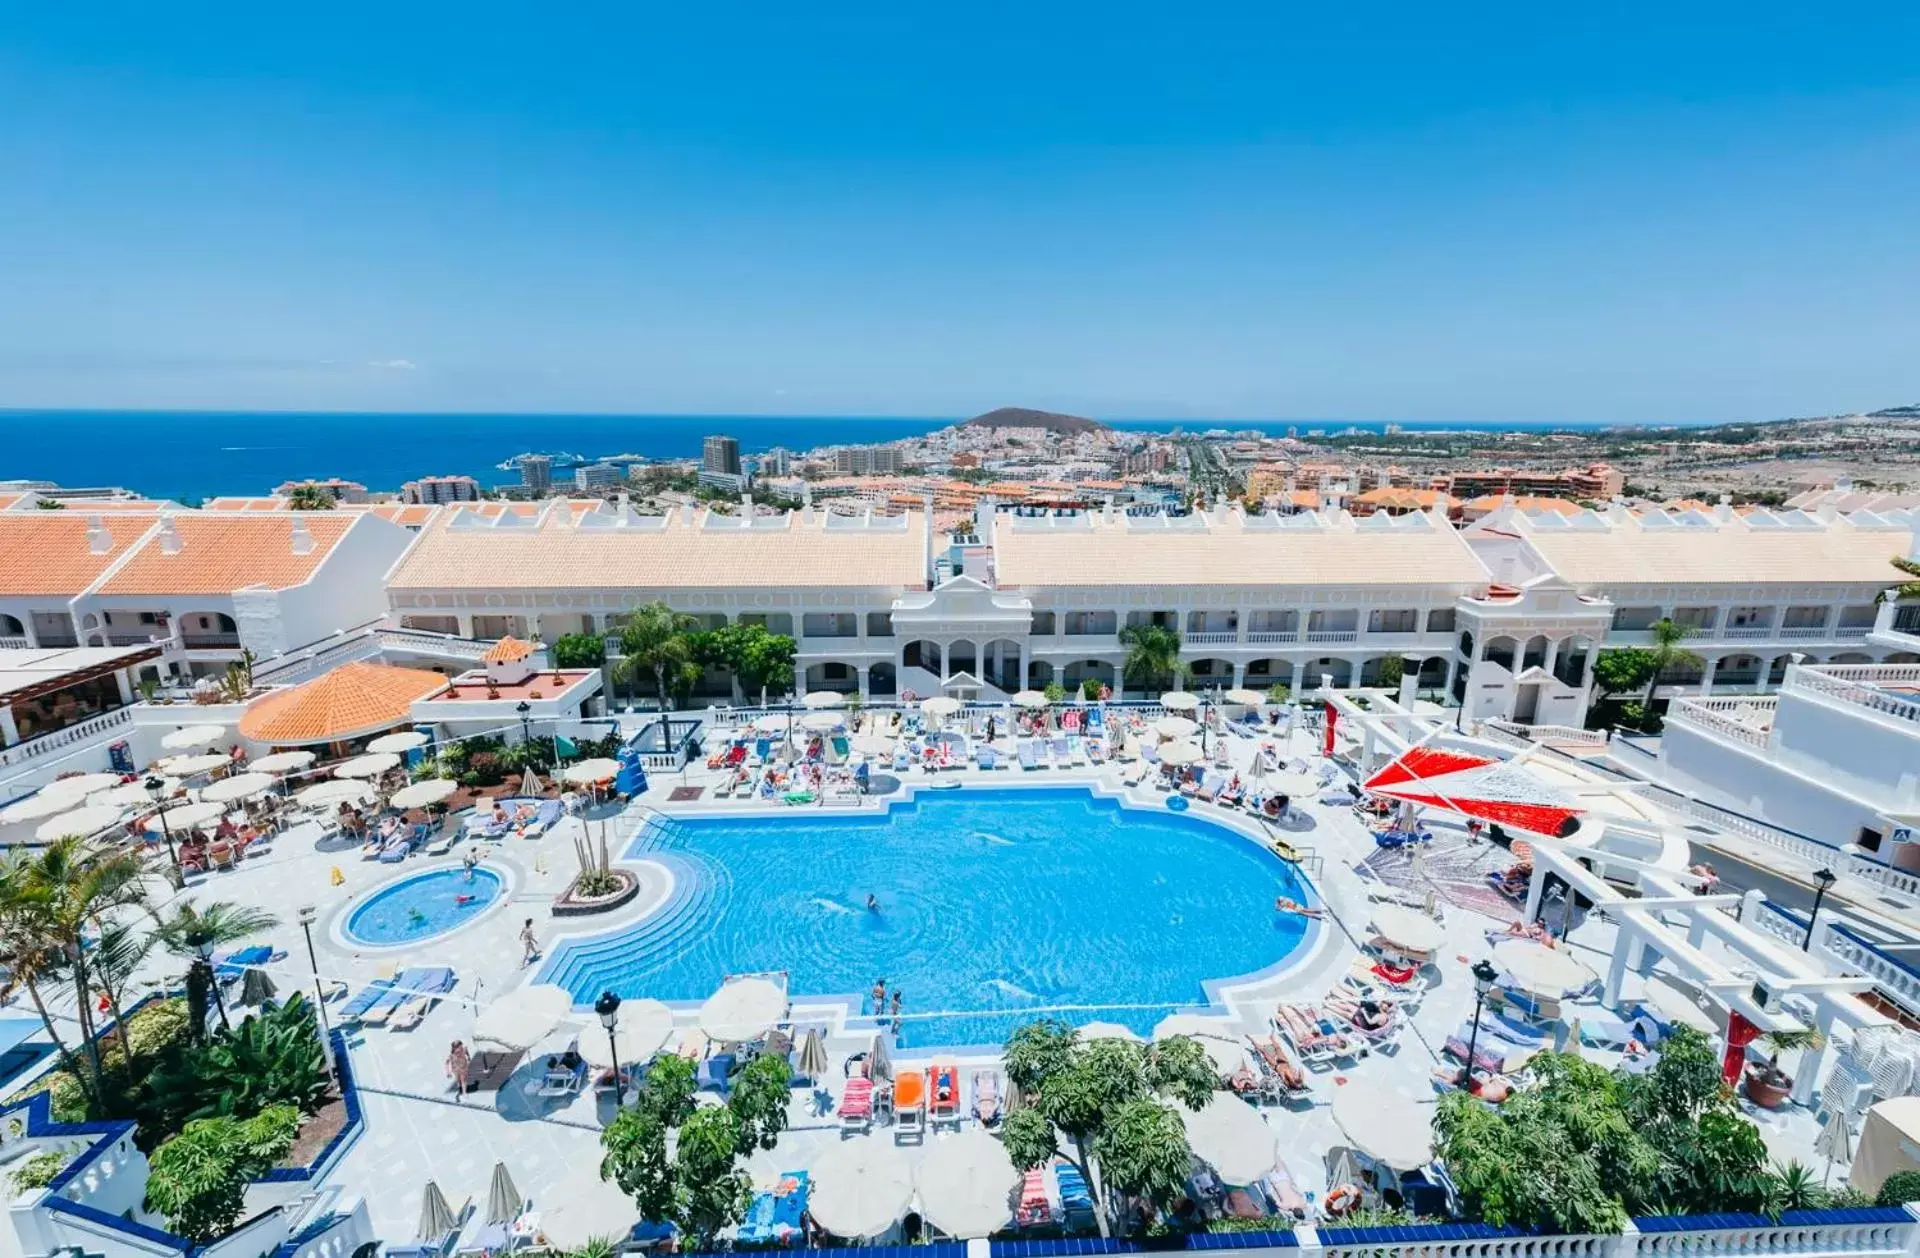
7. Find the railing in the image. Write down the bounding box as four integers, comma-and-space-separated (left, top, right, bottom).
1719, 626, 1775, 639
1836, 626, 1873, 639
1665, 696, 1776, 749
1777, 626, 1831, 639
1761, 901, 1920, 1020
0, 706, 133, 769
1247, 630, 1299, 644
372, 627, 493, 661
1305, 630, 1358, 645
34, 634, 81, 647
1481, 720, 1610, 747
1187, 632, 1239, 645
1784, 665, 1920, 725
1638, 782, 1846, 867
182, 632, 242, 649
0, 635, 28, 649
102, 629, 163, 646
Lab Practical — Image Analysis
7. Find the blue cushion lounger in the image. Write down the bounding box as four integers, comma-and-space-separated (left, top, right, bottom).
1017, 740, 1040, 770
214, 945, 274, 982
339, 977, 397, 1020
1049, 736, 1071, 762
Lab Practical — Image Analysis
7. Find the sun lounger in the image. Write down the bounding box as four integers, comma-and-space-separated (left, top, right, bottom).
214, 945, 274, 983
1120, 761, 1148, 787
1066, 736, 1089, 766
537, 1057, 588, 1098
737, 1170, 810, 1245
361, 965, 458, 1027
1049, 736, 1071, 764
1248, 1035, 1308, 1097
1340, 956, 1427, 1005
928, 1062, 961, 1125
971, 1070, 1002, 1126
839, 1075, 874, 1131
1274, 1004, 1359, 1065
892, 1070, 926, 1141
1017, 1169, 1050, 1226
1054, 1162, 1094, 1221
338, 977, 396, 1022
1018, 740, 1041, 770
974, 744, 1000, 770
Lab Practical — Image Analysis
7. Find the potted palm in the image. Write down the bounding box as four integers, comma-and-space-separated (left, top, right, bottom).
1745, 1027, 1822, 1109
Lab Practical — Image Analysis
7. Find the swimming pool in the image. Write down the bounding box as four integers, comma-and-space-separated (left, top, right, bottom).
540, 787, 1317, 1047
343, 866, 506, 948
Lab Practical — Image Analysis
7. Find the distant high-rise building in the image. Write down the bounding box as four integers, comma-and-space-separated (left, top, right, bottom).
703, 435, 741, 476
402, 474, 483, 505
833, 446, 904, 475
274, 477, 369, 504
575, 463, 623, 490
521, 455, 552, 496
762, 446, 791, 476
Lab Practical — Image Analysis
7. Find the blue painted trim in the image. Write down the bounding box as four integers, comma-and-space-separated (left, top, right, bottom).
255, 1027, 365, 1183
1632, 1205, 1916, 1232
1316, 1221, 1537, 1245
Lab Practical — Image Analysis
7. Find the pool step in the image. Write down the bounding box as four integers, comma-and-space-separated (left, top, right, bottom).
543, 850, 729, 997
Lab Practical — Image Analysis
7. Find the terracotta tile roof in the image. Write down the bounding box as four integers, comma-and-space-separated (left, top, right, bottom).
97, 513, 356, 595
237, 661, 448, 745
0, 493, 26, 511
1464, 494, 1582, 515
204, 497, 291, 512
0, 514, 150, 596
364, 503, 438, 526
389, 506, 928, 592
482, 635, 536, 663
1354, 487, 1458, 511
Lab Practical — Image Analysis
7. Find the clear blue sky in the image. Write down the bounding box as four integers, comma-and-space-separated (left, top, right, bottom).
2, 2, 1917, 424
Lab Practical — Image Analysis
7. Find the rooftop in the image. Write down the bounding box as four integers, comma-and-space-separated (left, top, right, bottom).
236, 660, 449, 745
434, 668, 597, 701
0, 513, 148, 597
0, 643, 162, 702
96, 512, 359, 595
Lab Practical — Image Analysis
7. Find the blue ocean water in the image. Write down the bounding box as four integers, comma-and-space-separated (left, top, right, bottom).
345, 865, 505, 946
539, 787, 1316, 1049
0, 408, 1631, 503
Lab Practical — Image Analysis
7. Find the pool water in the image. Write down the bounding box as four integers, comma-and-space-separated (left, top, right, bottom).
541, 787, 1316, 1047
345, 866, 505, 946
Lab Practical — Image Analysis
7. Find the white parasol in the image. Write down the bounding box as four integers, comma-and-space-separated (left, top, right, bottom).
200, 773, 276, 804
1153, 715, 1198, 740
801, 691, 847, 710
915, 1128, 1019, 1238
562, 758, 621, 785
1494, 939, 1596, 998
144, 801, 226, 833
2, 792, 85, 824
1331, 1084, 1434, 1171
1370, 904, 1446, 954
390, 779, 460, 809
40, 772, 128, 804
1223, 688, 1268, 707
333, 752, 400, 779
800, 712, 844, 733
161, 724, 227, 752
921, 696, 963, 717
472, 983, 576, 1053
250, 750, 317, 775
367, 730, 431, 754
296, 779, 376, 809
97, 778, 177, 809
699, 976, 786, 1042
36, 802, 127, 842
1157, 739, 1204, 767
1182, 1093, 1280, 1185
809, 1137, 915, 1239
161, 753, 231, 777
578, 999, 676, 1073
852, 733, 897, 757
1077, 1020, 1144, 1042
1160, 691, 1200, 711
1011, 690, 1052, 708
753, 714, 792, 734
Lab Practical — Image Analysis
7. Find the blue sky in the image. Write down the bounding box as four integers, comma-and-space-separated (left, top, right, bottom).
1, 3, 1917, 423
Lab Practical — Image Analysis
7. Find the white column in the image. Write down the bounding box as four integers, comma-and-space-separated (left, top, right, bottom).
1232, 660, 1246, 688
1290, 659, 1306, 694
1605, 927, 1633, 1004
1756, 655, 1775, 693
1523, 862, 1549, 924
1543, 637, 1561, 678
856, 665, 870, 699
1791, 1008, 1839, 1107
0, 706, 19, 746
21, 615, 38, 648
456, 613, 475, 639
1700, 655, 1719, 692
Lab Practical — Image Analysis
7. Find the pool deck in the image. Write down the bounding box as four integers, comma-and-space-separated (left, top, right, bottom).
0, 721, 1840, 1246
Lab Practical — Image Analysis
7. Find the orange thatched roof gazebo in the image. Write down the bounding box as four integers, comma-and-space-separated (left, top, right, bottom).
238, 661, 449, 747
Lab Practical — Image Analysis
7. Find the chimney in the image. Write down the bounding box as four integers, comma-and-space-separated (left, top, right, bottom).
290, 516, 315, 555
802, 482, 816, 525
975, 495, 996, 547
1714, 493, 1734, 524
616, 488, 630, 520
158, 514, 182, 555
1103, 495, 1117, 525
86, 515, 111, 555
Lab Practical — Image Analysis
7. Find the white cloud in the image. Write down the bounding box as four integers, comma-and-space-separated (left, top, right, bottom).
367, 359, 418, 370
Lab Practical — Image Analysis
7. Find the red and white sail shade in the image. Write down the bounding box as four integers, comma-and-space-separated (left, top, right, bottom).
1362, 743, 1584, 838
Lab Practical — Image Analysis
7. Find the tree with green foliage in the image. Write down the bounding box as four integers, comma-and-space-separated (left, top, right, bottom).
551, 633, 607, 669
691, 623, 796, 703
1374, 656, 1404, 690
1877, 1169, 1920, 1207
999, 1020, 1215, 1236
1591, 648, 1659, 699
599, 1051, 793, 1245
143, 996, 329, 1134
612, 602, 702, 710
145, 1105, 300, 1242
284, 484, 336, 510
1117, 623, 1185, 696
1644, 617, 1702, 693
1878, 557, 1920, 606
1080, 677, 1104, 701
153, 901, 279, 1044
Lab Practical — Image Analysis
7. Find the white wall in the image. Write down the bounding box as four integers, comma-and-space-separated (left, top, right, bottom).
1769, 688, 1920, 811
1658, 719, 1885, 849
267, 516, 413, 656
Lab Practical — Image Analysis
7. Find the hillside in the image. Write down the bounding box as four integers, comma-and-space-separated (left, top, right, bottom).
960, 406, 1107, 435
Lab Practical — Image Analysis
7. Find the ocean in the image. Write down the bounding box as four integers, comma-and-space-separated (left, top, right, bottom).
0, 409, 1634, 503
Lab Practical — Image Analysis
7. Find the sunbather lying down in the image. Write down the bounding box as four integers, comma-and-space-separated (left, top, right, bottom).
1274, 897, 1324, 919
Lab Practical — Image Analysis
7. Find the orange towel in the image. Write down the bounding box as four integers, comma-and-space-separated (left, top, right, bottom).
893, 1070, 926, 1110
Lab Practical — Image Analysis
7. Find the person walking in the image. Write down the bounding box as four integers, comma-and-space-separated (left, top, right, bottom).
446, 1040, 472, 1101
519, 918, 539, 966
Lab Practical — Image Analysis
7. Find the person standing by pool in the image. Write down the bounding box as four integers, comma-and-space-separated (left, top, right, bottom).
446, 1040, 471, 1101
871, 977, 886, 1015
520, 918, 539, 966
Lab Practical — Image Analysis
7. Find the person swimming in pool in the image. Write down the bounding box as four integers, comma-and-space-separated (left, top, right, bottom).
1274, 896, 1324, 919
866, 894, 880, 913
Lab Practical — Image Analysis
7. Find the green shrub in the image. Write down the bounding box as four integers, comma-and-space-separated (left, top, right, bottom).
8, 1149, 70, 1194
1078, 677, 1102, 701
1877, 1170, 1920, 1207
141, 997, 329, 1135
146, 1105, 300, 1242
1265, 684, 1290, 704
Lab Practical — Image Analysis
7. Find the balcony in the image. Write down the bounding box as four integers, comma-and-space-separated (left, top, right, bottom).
183, 632, 242, 649
1305, 630, 1358, 645
103, 629, 164, 647
1835, 626, 1872, 640
1719, 627, 1775, 640
1784, 663, 1920, 726
1186, 632, 1239, 646
1246, 631, 1299, 645
1777, 626, 1831, 640
1667, 696, 1776, 750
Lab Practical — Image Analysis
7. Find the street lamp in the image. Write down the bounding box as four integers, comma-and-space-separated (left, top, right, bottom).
1803, 867, 1838, 951
1462, 959, 1500, 1088
595, 989, 624, 1103
516, 700, 533, 747
297, 905, 337, 1088
144, 775, 183, 889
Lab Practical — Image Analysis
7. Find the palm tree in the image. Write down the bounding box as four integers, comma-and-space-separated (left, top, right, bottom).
0, 855, 90, 1097
1118, 623, 1186, 696
613, 601, 700, 710
285, 484, 336, 510
1879, 556, 1920, 605
154, 901, 279, 1044
1645, 617, 1703, 701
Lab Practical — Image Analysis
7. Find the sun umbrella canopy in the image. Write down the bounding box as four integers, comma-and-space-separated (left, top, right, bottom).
145, 801, 226, 832
98, 778, 177, 809
416, 1181, 458, 1243
1494, 940, 1596, 998
486, 1162, 524, 1226
161, 724, 227, 752
1160, 691, 1200, 711
699, 977, 786, 1042
809, 1137, 914, 1239
41, 772, 128, 804
753, 713, 792, 733
1078, 1020, 1144, 1042
800, 712, 844, 732
916, 1128, 1019, 1238
296, 779, 375, 809
200, 773, 275, 804
1639, 976, 1720, 1034
1011, 690, 1052, 708
250, 750, 317, 774
1331, 1085, 1434, 1171
921, 696, 963, 717
1183, 1093, 1280, 1186
1364, 742, 1585, 838
1157, 739, 1204, 767
2, 792, 85, 824
37, 803, 126, 842
562, 758, 621, 785
578, 1000, 676, 1073
1370, 904, 1446, 954
852, 733, 896, 756
162, 753, 232, 778
1223, 689, 1267, 706
333, 752, 400, 779
368, 730, 431, 754
802, 691, 847, 710
390, 779, 460, 809
1153, 715, 1198, 740
473, 983, 575, 1052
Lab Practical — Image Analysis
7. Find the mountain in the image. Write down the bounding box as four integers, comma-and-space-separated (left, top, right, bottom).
959, 406, 1108, 435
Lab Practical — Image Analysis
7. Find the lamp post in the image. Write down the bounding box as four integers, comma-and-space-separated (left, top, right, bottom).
297, 905, 337, 1088
595, 989, 624, 1103
516, 700, 533, 748
144, 775, 183, 889
1463, 959, 1499, 1085
1803, 867, 1838, 951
